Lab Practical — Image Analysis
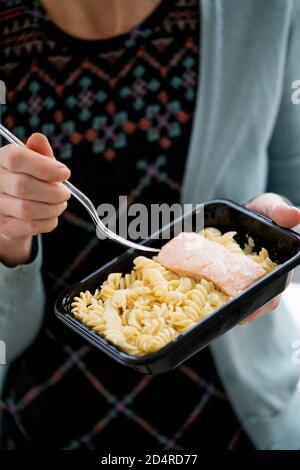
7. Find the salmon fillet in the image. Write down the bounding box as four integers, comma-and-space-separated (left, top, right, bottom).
157, 232, 265, 297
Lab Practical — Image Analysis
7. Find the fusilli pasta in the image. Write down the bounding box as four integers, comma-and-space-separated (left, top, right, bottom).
71, 228, 278, 356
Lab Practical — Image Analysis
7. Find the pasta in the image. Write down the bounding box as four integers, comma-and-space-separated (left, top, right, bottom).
71, 228, 278, 356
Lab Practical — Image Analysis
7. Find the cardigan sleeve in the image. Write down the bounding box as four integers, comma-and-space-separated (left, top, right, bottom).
210, 302, 300, 450
267, 0, 300, 206
0, 236, 45, 363
210, 1, 300, 450
268, 0, 300, 281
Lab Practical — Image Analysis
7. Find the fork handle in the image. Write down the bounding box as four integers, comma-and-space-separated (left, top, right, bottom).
0, 124, 159, 253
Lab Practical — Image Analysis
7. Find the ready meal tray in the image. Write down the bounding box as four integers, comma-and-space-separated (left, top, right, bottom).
55, 199, 300, 374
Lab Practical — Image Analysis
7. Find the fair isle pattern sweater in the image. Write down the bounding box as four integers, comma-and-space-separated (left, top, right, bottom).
0, 0, 252, 449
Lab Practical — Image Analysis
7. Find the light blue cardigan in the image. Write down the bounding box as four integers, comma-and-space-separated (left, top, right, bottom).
1, 0, 300, 450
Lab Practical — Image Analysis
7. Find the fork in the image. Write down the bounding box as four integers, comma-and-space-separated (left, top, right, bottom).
0, 124, 159, 253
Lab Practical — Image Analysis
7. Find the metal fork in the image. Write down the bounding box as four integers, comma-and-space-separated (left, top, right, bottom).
0, 124, 159, 253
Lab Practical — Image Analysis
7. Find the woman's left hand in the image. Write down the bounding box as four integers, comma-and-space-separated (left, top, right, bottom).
241, 193, 300, 324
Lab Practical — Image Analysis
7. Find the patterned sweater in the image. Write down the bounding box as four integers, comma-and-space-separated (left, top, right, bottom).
0, 0, 251, 449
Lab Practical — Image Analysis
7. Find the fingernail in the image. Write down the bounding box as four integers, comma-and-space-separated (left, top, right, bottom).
241, 316, 253, 324
57, 162, 68, 169
58, 167, 71, 179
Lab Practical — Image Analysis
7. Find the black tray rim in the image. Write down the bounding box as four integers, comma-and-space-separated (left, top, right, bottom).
55, 198, 300, 366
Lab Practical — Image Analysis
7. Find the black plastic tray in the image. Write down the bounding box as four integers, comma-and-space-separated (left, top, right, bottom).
55, 199, 300, 374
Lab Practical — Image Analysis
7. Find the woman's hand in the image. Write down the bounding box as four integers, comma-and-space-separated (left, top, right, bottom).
241, 192, 300, 324
0, 133, 71, 267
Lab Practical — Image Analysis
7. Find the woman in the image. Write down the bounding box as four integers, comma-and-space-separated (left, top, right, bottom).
0, 0, 300, 450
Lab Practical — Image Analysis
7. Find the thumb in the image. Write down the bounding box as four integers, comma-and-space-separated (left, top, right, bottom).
26, 133, 54, 158
247, 193, 300, 228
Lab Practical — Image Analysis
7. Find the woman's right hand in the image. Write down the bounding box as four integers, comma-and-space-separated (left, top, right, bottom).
0, 133, 71, 266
